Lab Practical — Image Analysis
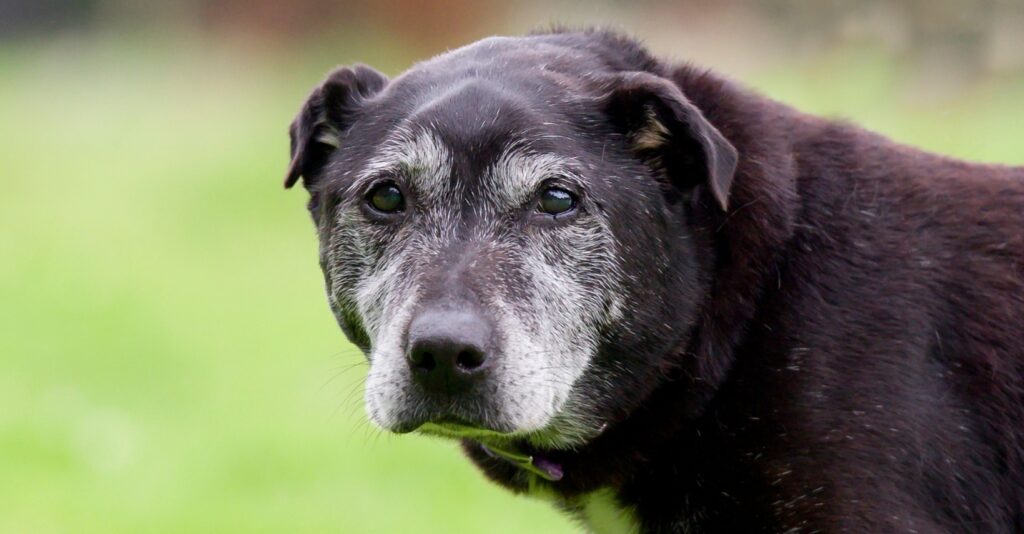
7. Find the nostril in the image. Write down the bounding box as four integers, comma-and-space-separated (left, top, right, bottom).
410, 351, 436, 372
455, 349, 486, 371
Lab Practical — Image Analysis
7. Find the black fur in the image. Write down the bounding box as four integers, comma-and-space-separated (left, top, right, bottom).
287, 29, 1024, 532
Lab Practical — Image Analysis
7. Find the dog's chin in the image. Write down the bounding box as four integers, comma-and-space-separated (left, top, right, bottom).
368, 386, 612, 449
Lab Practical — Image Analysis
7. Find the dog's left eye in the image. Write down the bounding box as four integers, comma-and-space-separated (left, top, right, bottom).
538, 187, 577, 215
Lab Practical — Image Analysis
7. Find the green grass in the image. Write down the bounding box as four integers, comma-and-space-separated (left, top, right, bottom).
1, 36, 1021, 533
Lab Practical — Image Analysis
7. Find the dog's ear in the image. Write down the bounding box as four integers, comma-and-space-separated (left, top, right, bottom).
602, 72, 737, 211
284, 65, 388, 189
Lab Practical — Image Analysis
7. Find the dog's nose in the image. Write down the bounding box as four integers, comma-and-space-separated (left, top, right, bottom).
406, 307, 493, 393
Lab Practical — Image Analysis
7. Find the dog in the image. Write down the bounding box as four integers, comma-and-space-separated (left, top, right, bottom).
283, 28, 1024, 532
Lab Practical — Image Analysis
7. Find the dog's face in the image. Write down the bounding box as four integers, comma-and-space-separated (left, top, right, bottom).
285, 36, 736, 450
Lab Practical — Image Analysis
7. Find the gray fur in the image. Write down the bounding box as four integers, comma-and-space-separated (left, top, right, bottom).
321, 127, 622, 447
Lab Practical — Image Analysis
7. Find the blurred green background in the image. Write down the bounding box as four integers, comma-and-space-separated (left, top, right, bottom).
1, 1, 1022, 532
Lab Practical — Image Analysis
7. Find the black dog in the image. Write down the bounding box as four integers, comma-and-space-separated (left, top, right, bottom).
284, 28, 1024, 532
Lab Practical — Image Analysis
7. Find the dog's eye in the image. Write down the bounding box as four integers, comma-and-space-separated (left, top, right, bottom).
538, 187, 576, 215
367, 183, 405, 213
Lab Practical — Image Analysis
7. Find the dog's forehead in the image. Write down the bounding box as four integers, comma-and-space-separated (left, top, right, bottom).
409, 78, 536, 159
361, 77, 582, 204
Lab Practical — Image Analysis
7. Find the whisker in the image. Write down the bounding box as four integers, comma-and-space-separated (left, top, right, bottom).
320, 360, 368, 391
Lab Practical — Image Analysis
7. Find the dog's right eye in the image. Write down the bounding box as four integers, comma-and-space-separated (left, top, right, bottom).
538, 187, 577, 216
366, 183, 405, 214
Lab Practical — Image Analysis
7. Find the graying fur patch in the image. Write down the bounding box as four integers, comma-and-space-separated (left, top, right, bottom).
321, 130, 624, 448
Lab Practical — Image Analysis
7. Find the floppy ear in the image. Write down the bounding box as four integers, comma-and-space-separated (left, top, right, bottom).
603, 72, 738, 211
284, 65, 388, 189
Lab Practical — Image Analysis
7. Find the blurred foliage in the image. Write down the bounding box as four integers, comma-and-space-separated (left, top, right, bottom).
4, 0, 1024, 77
1, 3, 1022, 533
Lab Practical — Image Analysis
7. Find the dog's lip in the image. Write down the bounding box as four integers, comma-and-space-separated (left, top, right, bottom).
431, 415, 481, 428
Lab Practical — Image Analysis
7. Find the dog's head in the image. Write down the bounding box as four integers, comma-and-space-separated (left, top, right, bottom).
285, 34, 737, 450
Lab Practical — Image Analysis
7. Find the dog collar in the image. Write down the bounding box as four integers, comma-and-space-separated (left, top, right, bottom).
479, 443, 564, 481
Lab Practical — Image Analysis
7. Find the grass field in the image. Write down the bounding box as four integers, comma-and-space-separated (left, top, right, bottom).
1, 35, 1021, 533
